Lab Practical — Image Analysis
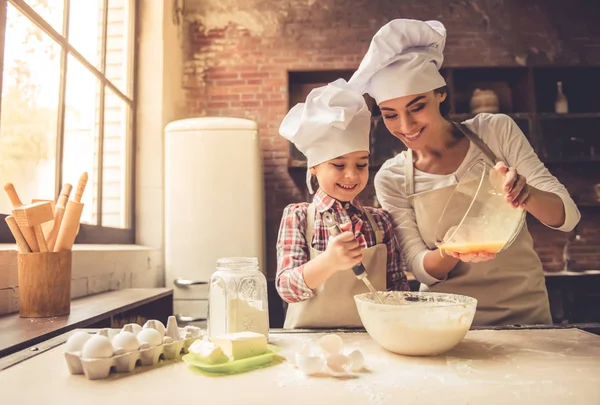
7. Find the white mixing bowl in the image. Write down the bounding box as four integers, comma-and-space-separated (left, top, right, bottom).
354, 291, 477, 356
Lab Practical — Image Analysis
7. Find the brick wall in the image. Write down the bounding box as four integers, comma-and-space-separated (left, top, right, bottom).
182, 0, 600, 278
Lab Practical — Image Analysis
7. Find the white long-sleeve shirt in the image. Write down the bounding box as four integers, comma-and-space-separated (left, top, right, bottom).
374, 113, 581, 286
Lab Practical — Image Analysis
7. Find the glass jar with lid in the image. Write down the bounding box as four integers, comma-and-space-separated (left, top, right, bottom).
208, 257, 270, 339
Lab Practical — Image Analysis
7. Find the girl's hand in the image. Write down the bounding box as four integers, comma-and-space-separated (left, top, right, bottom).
323, 222, 363, 271
444, 250, 496, 263
494, 161, 530, 208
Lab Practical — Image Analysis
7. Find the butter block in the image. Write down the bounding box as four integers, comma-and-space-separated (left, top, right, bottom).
210, 331, 268, 360
188, 339, 229, 364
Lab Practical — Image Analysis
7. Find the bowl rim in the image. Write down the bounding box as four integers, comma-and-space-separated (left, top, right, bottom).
353, 291, 478, 309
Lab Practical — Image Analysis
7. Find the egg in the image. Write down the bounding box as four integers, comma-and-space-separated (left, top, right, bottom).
347, 349, 365, 372
318, 334, 343, 355
325, 353, 352, 377
111, 331, 139, 353
81, 335, 114, 359
65, 331, 92, 353
137, 328, 162, 347
143, 320, 166, 336
295, 352, 324, 375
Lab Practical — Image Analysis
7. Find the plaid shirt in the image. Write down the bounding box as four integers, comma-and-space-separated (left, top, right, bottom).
276, 188, 409, 303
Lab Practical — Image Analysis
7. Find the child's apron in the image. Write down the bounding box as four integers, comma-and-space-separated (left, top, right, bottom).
283, 203, 388, 329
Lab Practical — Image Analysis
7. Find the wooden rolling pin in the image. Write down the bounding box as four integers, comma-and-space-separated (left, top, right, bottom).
4, 216, 32, 253
3, 183, 38, 252
12, 201, 54, 253
54, 173, 88, 252
45, 183, 72, 252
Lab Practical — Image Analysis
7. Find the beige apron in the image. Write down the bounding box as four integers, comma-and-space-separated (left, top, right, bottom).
406, 123, 552, 326
283, 203, 388, 329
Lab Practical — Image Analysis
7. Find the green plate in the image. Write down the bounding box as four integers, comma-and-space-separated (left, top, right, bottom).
182, 345, 283, 375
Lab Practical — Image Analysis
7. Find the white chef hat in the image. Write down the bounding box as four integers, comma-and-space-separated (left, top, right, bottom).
279, 78, 371, 194
349, 19, 447, 104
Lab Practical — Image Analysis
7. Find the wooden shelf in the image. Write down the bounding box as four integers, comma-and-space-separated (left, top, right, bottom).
0, 288, 173, 359
539, 113, 600, 119
449, 112, 533, 121
288, 159, 307, 168
575, 202, 600, 208
287, 164, 383, 171
544, 156, 600, 164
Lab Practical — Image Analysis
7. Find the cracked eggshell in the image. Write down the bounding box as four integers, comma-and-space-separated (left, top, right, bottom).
112, 331, 140, 353
122, 323, 143, 336
347, 349, 365, 371
81, 335, 114, 359
325, 353, 352, 377
137, 327, 162, 347
318, 334, 343, 355
289, 342, 320, 365
295, 352, 324, 376
183, 325, 203, 338
143, 320, 166, 336
65, 331, 92, 353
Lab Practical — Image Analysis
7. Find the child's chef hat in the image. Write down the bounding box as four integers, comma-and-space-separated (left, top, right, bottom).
279, 78, 371, 193
349, 19, 447, 104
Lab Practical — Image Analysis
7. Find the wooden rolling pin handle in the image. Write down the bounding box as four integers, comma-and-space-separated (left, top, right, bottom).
4, 183, 39, 252
4, 182, 24, 208
74, 172, 88, 203
33, 225, 48, 252
57, 183, 73, 209
5, 216, 31, 253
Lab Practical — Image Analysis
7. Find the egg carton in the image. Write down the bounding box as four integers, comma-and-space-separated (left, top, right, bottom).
64, 316, 205, 380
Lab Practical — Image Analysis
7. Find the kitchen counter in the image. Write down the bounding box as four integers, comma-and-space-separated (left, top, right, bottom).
1, 328, 599, 405
0, 288, 173, 358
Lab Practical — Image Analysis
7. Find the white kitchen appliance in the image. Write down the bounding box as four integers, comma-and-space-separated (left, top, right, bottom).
164, 117, 266, 326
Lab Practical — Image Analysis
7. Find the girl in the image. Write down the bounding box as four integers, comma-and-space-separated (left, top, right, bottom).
276, 79, 410, 329
349, 19, 581, 326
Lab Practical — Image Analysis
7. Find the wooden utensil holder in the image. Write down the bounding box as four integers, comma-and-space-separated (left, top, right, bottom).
17, 251, 72, 318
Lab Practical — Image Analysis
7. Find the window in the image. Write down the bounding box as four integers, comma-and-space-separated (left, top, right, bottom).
0, 0, 137, 244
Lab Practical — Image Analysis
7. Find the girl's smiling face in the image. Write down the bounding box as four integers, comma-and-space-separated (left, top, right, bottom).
310, 150, 369, 202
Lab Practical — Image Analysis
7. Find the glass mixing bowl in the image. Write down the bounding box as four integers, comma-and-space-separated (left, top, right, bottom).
435, 159, 526, 255
354, 291, 477, 356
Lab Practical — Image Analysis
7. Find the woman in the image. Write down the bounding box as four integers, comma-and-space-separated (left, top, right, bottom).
349, 19, 581, 326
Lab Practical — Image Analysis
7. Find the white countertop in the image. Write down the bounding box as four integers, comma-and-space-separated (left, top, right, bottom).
1, 329, 600, 405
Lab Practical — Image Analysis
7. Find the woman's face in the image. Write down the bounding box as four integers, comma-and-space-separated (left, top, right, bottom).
379, 90, 447, 150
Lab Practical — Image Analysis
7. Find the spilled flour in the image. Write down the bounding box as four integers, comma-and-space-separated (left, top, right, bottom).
345, 383, 391, 405
268, 330, 600, 405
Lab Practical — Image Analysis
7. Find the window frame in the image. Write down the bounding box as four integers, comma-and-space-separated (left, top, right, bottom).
0, 0, 138, 244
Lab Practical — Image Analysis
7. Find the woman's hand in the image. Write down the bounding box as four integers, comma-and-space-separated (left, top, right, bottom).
494, 161, 530, 208
444, 250, 496, 263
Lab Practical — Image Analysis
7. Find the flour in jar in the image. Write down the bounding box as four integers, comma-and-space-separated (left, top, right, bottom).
209, 284, 269, 338
227, 297, 269, 337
